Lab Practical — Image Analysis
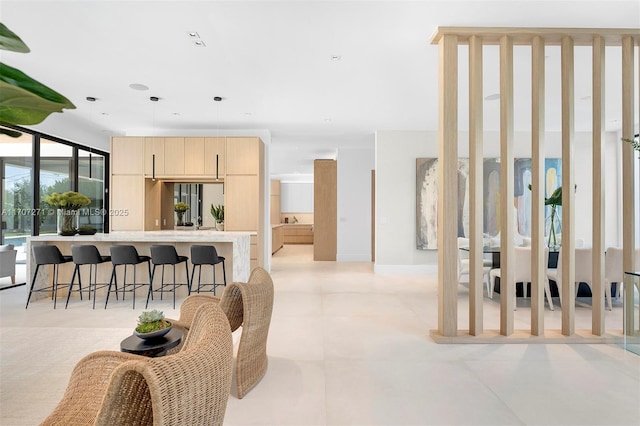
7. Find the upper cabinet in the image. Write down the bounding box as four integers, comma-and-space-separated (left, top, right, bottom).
204, 137, 226, 179
163, 137, 185, 175
111, 137, 144, 175
184, 137, 205, 175
144, 137, 165, 177
226, 137, 259, 175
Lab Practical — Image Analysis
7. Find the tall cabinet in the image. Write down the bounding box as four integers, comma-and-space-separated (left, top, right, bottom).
224, 137, 265, 269
110, 137, 145, 231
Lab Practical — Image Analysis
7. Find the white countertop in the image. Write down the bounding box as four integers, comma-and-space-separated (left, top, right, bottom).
28, 230, 253, 243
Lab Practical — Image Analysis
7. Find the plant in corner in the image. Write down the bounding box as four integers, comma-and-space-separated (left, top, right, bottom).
210, 204, 224, 230
135, 309, 171, 338
44, 191, 91, 235
174, 202, 190, 226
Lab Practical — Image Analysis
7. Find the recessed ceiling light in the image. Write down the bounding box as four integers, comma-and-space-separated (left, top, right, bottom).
86, 96, 96, 102
331, 55, 341, 61
324, 118, 332, 123
244, 112, 252, 116
150, 96, 159, 102
213, 96, 223, 102
580, 95, 592, 101
485, 93, 500, 101
173, 112, 181, 116
194, 40, 206, 47
129, 83, 149, 91
100, 112, 109, 116
187, 31, 200, 38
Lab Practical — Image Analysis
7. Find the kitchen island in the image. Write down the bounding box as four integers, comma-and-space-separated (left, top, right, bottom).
26, 230, 252, 303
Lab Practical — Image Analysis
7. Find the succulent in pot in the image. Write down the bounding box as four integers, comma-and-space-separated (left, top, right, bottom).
135, 309, 172, 339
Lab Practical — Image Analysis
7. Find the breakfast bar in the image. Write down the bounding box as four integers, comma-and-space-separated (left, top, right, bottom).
26, 230, 252, 303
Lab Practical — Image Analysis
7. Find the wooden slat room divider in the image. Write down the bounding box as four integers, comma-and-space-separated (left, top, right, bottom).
430, 27, 640, 343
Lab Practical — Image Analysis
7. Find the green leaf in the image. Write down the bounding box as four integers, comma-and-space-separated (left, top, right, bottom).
546, 186, 562, 206
0, 63, 75, 125
0, 125, 22, 137
0, 23, 30, 53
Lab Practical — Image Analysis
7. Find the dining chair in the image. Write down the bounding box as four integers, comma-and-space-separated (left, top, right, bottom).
605, 247, 640, 304
457, 237, 493, 297
548, 247, 612, 310
489, 246, 554, 310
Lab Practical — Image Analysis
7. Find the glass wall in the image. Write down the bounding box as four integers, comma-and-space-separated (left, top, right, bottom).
39, 138, 73, 235
0, 125, 109, 251
78, 148, 106, 232
0, 131, 33, 260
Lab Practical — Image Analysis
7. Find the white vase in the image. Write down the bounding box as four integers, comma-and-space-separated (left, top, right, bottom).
57, 209, 79, 236
215, 221, 224, 231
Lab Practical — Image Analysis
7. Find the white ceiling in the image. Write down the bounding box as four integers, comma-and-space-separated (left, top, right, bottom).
2, 1, 639, 180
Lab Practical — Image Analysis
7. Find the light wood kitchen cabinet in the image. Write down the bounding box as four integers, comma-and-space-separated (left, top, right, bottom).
184, 137, 205, 175
225, 175, 259, 231
110, 175, 144, 231
284, 224, 314, 244
163, 137, 185, 175
144, 137, 165, 177
204, 137, 226, 179
226, 137, 259, 175
111, 137, 143, 175
314, 159, 337, 260
272, 225, 284, 254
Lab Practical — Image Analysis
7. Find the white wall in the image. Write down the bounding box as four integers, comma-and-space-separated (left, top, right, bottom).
375, 130, 623, 274
337, 147, 375, 261
281, 183, 313, 213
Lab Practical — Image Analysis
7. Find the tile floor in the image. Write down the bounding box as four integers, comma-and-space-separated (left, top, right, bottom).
1, 244, 639, 425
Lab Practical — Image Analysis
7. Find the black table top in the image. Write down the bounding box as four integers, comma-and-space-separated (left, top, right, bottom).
120, 328, 183, 357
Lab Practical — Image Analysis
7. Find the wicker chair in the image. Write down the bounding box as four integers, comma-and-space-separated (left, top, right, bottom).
167, 267, 274, 398
39, 303, 233, 426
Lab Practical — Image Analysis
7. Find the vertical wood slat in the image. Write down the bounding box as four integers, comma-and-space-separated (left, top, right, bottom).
499, 35, 515, 336
561, 36, 576, 336
621, 35, 636, 334
468, 35, 484, 336
592, 35, 606, 335
437, 34, 459, 337
531, 36, 546, 335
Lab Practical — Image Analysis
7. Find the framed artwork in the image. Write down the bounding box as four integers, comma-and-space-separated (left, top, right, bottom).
416, 157, 561, 250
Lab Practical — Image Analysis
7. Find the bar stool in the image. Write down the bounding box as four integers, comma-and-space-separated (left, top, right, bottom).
67, 245, 111, 309
106, 245, 152, 309
190, 245, 227, 295
147, 245, 190, 309
26, 245, 73, 309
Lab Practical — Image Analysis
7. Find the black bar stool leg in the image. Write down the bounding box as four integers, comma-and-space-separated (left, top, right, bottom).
25, 264, 41, 309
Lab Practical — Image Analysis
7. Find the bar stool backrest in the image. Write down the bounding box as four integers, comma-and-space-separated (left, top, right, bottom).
71, 245, 103, 265
150, 245, 180, 265
32, 245, 67, 265
191, 245, 221, 265
110, 245, 142, 265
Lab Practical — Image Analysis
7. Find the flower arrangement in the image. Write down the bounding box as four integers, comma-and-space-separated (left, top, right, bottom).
135, 309, 171, 334
44, 191, 91, 235
174, 202, 190, 213
174, 202, 190, 226
44, 191, 91, 211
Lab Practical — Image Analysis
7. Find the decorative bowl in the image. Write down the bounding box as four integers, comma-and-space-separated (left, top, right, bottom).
78, 229, 97, 235
134, 323, 172, 340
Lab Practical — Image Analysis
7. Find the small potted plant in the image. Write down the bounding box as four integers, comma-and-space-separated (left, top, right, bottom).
210, 204, 224, 231
134, 309, 172, 340
78, 225, 97, 235
174, 202, 190, 226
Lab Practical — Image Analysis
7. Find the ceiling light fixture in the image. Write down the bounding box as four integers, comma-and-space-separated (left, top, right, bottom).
187, 31, 200, 38
485, 93, 500, 101
331, 55, 341, 61
86, 97, 97, 179
194, 40, 206, 47
150, 96, 159, 102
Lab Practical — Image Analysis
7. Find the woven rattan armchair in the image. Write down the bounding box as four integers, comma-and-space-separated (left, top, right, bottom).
167, 267, 274, 398
220, 267, 274, 398
40, 303, 233, 426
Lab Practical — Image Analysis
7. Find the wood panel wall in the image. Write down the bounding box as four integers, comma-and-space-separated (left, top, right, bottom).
430, 27, 640, 343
